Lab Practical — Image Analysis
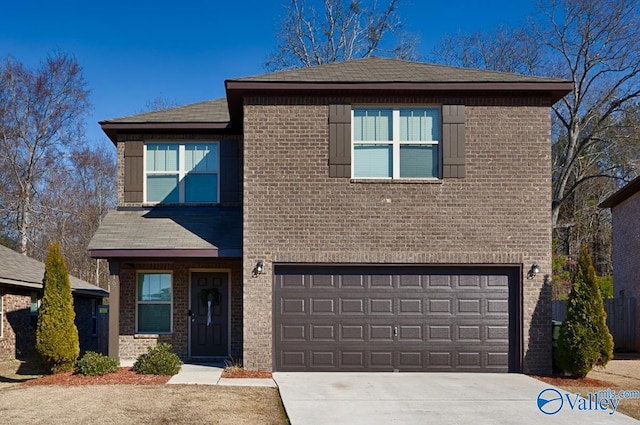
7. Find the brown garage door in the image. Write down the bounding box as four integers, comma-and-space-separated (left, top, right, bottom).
274, 265, 520, 372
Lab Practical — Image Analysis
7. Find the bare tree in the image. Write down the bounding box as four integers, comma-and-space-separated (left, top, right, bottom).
431, 0, 640, 228
431, 24, 541, 75
0, 53, 90, 255
266, 0, 419, 70
541, 0, 640, 227
34, 144, 116, 286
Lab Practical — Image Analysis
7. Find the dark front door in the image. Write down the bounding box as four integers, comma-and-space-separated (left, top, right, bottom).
190, 272, 229, 357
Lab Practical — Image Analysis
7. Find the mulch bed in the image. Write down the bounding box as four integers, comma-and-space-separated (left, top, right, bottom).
21, 367, 171, 386
533, 375, 615, 388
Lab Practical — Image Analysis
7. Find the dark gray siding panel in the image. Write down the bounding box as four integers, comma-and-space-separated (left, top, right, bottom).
124, 141, 143, 203
220, 139, 241, 203
274, 265, 519, 372
328, 104, 351, 178
442, 105, 466, 178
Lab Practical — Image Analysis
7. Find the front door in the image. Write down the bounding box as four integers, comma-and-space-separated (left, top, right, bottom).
190, 272, 229, 357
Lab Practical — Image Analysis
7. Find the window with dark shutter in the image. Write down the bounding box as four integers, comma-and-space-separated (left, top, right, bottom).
124, 141, 143, 203
442, 105, 466, 178
328, 104, 351, 178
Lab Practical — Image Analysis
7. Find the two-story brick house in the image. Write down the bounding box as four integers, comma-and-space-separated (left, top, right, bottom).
89, 57, 572, 373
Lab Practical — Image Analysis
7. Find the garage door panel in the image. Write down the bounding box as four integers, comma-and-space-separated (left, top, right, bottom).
274, 267, 517, 372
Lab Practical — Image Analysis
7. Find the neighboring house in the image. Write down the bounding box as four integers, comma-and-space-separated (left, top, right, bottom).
0, 245, 109, 359
89, 57, 572, 374
599, 175, 640, 351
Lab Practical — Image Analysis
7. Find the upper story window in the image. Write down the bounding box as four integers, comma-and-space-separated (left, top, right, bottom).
352, 107, 440, 179
145, 142, 219, 203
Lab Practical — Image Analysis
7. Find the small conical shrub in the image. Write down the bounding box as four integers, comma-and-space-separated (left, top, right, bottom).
35, 243, 80, 373
554, 244, 614, 377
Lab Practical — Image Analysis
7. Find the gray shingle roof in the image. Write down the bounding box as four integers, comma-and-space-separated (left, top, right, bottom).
228, 56, 568, 84
0, 245, 108, 296
103, 98, 230, 124
88, 207, 242, 255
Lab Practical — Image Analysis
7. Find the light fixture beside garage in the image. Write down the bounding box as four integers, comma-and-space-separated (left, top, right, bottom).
527, 263, 540, 279
252, 261, 264, 277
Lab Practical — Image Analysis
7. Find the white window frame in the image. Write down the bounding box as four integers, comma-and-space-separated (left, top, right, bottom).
351, 106, 440, 180
136, 271, 173, 335
143, 141, 220, 204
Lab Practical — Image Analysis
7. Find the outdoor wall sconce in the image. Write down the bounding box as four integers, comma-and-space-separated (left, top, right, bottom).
527, 263, 540, 279
252, 261, 264, 277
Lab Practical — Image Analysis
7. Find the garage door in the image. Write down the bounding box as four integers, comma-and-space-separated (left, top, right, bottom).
274, 266, 520, 372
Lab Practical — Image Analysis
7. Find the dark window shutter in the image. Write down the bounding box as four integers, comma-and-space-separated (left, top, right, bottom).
328, 104, 351, 178
124, 141, 143, 203
442, 105, 466, 178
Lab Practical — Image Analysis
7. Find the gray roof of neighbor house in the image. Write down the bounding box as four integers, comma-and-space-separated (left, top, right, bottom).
88, 207, 242, 259
100, 57, 573, 140
0, 245, 108, 297
599, 175, 640, 209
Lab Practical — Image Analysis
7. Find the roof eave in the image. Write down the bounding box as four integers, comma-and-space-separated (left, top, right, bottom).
225, 80, 573, 102
99, 121, 234, 144
599, 175, 640, 209
89, 248, 242, 259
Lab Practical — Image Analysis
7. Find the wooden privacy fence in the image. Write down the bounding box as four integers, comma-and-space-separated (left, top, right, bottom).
552, 298, 636, 350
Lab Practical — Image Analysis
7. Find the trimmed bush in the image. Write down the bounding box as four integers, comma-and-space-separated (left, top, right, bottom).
35, 243, 80, 373
76, 351, 119, 376
555, 245, 614, 378
132, 343, 182, 375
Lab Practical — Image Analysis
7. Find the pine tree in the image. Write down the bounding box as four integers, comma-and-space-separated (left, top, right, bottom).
555, 244, 614, 377
35, 243, 80, 373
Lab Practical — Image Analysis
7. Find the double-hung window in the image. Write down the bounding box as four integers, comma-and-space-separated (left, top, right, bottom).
352, 107, 440, 179
137, 272, 172, 334
145, 142, 219, 203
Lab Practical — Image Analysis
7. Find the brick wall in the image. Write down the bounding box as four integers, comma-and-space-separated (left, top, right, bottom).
0, 289, 34, 359
116, 260, 242, 361
611, 192, 640, 350
242, 96, 553, 373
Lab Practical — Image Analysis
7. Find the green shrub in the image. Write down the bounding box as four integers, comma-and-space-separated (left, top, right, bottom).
35, 243, 80, 373
132, 343, 182, 375
555, 245, 614, 378
597, 275, 614, 299
75, 351, 119, 376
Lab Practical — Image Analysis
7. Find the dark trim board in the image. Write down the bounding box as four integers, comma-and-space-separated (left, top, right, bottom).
273, 264, 522, 372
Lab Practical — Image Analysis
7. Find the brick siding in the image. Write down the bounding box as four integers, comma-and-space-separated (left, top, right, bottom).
115, 260, 242, 361
242, 96, 553, 373
611, 192, 640, 350
0, 290, 34, 359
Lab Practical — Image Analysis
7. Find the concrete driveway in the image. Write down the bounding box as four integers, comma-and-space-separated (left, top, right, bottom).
273, 372, 638, 425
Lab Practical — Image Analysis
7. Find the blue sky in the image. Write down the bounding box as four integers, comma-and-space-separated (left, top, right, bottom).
2, 0, 538, 145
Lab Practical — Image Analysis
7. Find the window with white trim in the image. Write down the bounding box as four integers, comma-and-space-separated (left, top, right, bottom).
137, 272, 172, 334
352, 107, 440, 179
145, 142, 219, 203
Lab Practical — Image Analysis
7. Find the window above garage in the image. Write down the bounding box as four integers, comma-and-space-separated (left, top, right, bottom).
329, 104, 466, 180
352, 107, 440, 179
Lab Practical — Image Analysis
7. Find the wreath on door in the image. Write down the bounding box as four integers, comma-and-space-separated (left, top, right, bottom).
200, 288, 220, 307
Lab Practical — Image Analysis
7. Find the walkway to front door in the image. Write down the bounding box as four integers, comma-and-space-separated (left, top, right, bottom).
190, 272, 229, 357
